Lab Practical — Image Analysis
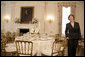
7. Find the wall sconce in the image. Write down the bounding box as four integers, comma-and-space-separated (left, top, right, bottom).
48, 19, 53, 24
4, 15, 10, 23
47, 15, 54, 24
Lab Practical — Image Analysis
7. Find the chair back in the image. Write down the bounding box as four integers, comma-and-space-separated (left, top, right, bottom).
15, 40, 33, 56
51, 41, 64, 56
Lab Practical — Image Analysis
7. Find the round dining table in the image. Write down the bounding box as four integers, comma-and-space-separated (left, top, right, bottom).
5, 34, 55, 56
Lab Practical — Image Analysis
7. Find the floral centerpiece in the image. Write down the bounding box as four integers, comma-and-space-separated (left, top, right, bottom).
32, 18, 38, 24
30, 28, 39, 34
30, 28, 35, 34
34, 28, 39, 34
15, 17, 20, 23
30, 18, 40, 34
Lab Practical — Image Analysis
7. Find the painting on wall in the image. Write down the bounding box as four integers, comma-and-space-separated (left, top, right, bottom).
20, 7, 34, 24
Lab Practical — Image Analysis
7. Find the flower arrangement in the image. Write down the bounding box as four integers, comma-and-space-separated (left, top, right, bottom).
34, 28, 39, 34
15, 17, 20, 23
30, 28, 39, 34
30, 28, 35, 34
32, 18, 38, 24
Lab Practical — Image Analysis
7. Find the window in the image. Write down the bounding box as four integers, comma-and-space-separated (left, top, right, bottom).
62, 7, 71, 35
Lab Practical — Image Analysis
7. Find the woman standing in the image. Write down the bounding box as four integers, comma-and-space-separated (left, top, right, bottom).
65, 14, 81, 56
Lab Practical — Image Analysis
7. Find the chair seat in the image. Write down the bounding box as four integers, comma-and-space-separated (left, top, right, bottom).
5, 43, 16, 52
52, 53, 58, 56
42, 50, 52, 56
42, 50, 59, 56
19, 54, 31, 56
5, 46, 16, 52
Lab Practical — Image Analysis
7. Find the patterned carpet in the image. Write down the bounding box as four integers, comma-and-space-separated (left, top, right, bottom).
1, 46, 84, 56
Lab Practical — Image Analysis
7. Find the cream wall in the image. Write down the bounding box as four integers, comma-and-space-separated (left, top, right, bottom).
1, 1, 45, 33
75, 1, 84, 36
45, 2, 59, 35
1, 1, 84, 36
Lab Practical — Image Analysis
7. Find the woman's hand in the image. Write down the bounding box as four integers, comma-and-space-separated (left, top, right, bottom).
78, 40, 81, 43
66, 37, 69, 40
78, 40, 82, 45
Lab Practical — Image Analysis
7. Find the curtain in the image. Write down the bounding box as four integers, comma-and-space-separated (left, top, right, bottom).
57, 2, 76, 34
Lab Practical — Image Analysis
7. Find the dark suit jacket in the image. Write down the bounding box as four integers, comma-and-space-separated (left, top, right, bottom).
65, 22, 81, 40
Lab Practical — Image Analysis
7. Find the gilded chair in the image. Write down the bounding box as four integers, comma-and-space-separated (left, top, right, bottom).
15, 40, 33, 56
1, 40, 6, 56
51, 41, 64, 56
1, 33, 7, 56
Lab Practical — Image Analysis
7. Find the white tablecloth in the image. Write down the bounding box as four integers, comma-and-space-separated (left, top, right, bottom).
5, 33, 55, 56
32, 38, 55, 56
